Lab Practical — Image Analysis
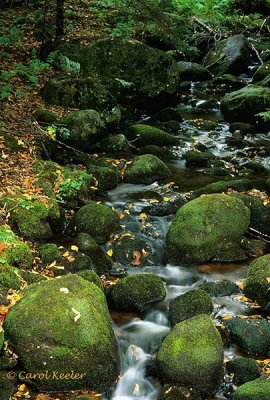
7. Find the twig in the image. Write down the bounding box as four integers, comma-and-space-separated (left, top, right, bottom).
248, 39, 263, 65
192, 17, 216, 35
248, 227, 270, 244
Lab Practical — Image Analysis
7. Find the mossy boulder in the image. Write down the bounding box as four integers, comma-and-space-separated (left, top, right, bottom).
33, 108, 57, 124
243, 254, 270, 309
124, 154, 171, 184
192, 179, 253, 198
41, 77, 118, 119
73, 203, 120, 244
213, 74, 246, 89
166, 194, 250, 265
4, 275, 119, 391
59, 110, 106, 151
19, 271, 47, 285
203, 35, 250, 76
110, 273, 166, 312
150, 107, 183, 123
233, 376, 270, 400
185, 150, 215, 168
157, 314, 224, 396
0, 328, 4, 351
168, 289, 213, 326
177, 61, 212, 81
76, 232, 112, 273
0, 266, 21, 295
86, 165, 118, 191
0, 196, 59, 241
111, 236, 158, 267
39, 243, 60, 264
126, 124, 179, 147
77, 270, 103, 290
241, 238, 268, 258
49, 39, 181, 110
230, 193, 270, 236
253, 62, 270, 83
198, 280, 240, 297
0, 370, 15, 400
227, 357, 260, 385
139, 145, 176, 161
220, 85, 270, 128
0, 225, 33, 269
95, 134, 130, 153
226, 317, 270, 356
159, 385, 201, 400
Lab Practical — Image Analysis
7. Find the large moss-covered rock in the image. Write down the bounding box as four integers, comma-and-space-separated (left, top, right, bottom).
157, 314, 224, 395
226, 317, 270, 356
59, 110, 106, 151
124, 154, 171, 184
0, 196, 55, 241
76, 233, 112, 273
126, 124, 179, 147
192, 179, 253, 198
169, 289, 213, 326
243, 254, 270, 309
233, 376, 270, 400
227, 357, 260, 385
185, 150, 215, 168
110, 273, 166, 312
73, 203, 120, 244
48, 39, 181, 110
95, 134, 130, 153
177, 61, 212, 81
166, 194, 250, 265
0, 225, 33, 269
203, 35, 250, 76
4, 275, 119, 391
220, 85, 270, 127
86, 165, 118, 191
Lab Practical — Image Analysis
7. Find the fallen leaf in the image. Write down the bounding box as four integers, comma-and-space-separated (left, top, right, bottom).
131, 251, 141, 266
107, 248, 113, 257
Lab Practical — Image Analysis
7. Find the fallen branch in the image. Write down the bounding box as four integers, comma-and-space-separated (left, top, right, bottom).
248, 40, 263, 65
192, 17, 216, 35
247, 227, 270, 243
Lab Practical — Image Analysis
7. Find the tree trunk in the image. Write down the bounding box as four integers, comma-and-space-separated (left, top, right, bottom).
56, 0, 64, 37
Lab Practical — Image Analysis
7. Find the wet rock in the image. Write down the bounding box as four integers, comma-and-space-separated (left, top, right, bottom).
192, 179, 253, 198
233, 376, 270, 400
112, 236, 157, 267
185, 119, 217, 131
168, 289, 213, 326
142, 194, 187, 216
157, 314, 224, 396
59, 109, 106, 151
166, 194, 250, 265
4, 275, 119, 391
243, 254, 270, 310
177, 61, 212, 82
227, 357, 260, 385
229, 123, 256, 135
226, 317, 270, 356
76, 232, 112, 274
226, 134, 247, 149
159, 385, 202, 400
220, 85, 270, 129
198, 280, 240, 297
110, 273, 166, 312
241, 238, 268, 258
203, 35, 250, 76
185, 150, 215, 168
126, 124, 179, 147
87, 164, 118, 191
196, 99, 219, 110
124, 154, 171, 184
139, 145, 176, 161
253, 61, 270, 83
94, 134, 130, 153
213, 74, 246, 89
73, 203, 120, 244
230, 194, 270, 236
150, 107, 183, 123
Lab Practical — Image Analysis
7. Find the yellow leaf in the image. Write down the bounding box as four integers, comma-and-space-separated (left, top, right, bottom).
72, 308, 81, 323
107, 248, 113, 257
91, 186, 98, 191
223, 315, 233, 320
71, 245, 78, 252
17, 140, 24, 146
163, 197, 171, 202
133, 383, 140, 395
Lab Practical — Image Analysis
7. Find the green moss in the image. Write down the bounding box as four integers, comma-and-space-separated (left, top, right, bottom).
126, 124, 179, 147
185, 150, 215, 167
74, 203, 120, 244
39, 243, 60, 264
177, 61, 212, 81
87, 165, 118, 191
0, 328, 4, 351
253, 62, 270, 83
243, 254, 270, 309
198, 280, 239, 297
77, 270, 103, 290
166, 194, 250, 265
124, 154, 171, 184
169, 289, 213, 326
233, 376, 270, 400
227, 357, 260, 385
4, 275, 119, 391
33, 108, 58, 124
19, 271, 47, 285
112, 236, 158, 267
0, 266, 21, 294
139, 145, 176, 161
193, 179, 252, 198
157, 314, 224, 396
110, 273, 166, 312
96, 134, 130, 153
0, 225, 33, 269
